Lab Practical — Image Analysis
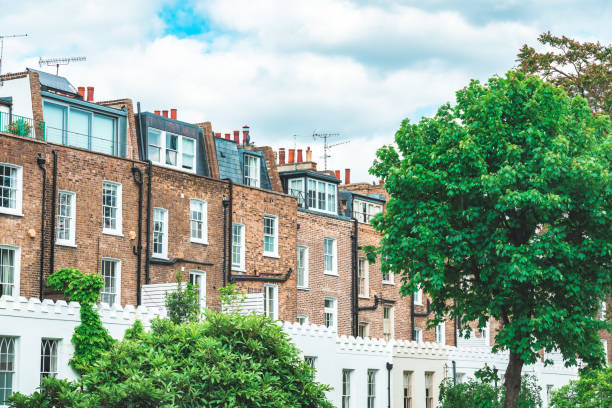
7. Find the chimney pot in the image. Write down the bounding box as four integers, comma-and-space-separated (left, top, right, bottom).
233, 130, 240, 144
242, 125, 250, 145
154, 110, 161, 116
215, 132, 221, 138
77, 86, 85, 98
279, 148, 286, 164
170, 109, 177, 120
162, 110, 168, 118
297, 149, 303, 163
306, 146, 312, 162
225, 133, 231, 140
86, 86, 94, 102
344, 168, 351, 185
288, 149, 295, 164
335, 170, 341, 180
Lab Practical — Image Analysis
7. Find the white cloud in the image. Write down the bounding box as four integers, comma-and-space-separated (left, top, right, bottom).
0, 0, 609, 181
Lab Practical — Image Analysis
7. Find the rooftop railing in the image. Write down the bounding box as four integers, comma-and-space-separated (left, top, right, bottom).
0, 111, 45, 140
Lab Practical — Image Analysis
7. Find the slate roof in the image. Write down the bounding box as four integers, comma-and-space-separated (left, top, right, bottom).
214, 137, 273, 190
28, 68, 78, 94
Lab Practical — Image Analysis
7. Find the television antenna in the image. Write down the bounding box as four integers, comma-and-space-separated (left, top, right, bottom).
312, 131, 349, 171
0, 34, 28, 84
39, 56, 86, 75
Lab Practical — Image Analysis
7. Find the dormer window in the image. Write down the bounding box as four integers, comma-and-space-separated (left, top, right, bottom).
307, 179, 337, 214
244, 155, 260, 187
353, 199, 383, 223
148, 127, 196, 172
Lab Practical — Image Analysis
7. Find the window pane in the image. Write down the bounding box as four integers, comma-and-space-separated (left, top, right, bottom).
232, 224, 243, 268
166, 134, 178, 165
148, 128, 162, 163
153, 208, 167, 256
68, 108, 90, 149
101, 259, 118, 305
43, 102, 66, 144
327, 183, 336, 212
182, 138, 195, 170
0, 337, 16, 405
0, 165, 17, 210
307, 179, 317, 208
40, 339, 59, 381
57, 191, 73, 242
0, 247, 16, 296
317, 181, 325, 209
102, 183, 118, 231
92, 115, 115, 155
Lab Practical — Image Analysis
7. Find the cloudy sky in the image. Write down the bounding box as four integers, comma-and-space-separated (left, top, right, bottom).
1, 0, 610, 181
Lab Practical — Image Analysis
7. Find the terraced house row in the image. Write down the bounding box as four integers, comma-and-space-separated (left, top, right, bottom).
0, 69, 609, 405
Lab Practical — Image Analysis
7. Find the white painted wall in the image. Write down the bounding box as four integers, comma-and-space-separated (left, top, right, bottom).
0, 76, 32, 118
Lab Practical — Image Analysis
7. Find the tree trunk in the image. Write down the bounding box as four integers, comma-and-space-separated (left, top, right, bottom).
503, 351, 525, 408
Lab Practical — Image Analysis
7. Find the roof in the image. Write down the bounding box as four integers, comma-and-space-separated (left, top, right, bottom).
28, 68, 78, 94
0, 97, 12, 106
279, 169, 341, 184
214, 138, 273, 189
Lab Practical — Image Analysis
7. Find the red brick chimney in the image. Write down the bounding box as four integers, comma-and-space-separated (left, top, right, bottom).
170, 109, 177, 120
162, 110, 168, 118
288, 149, 295, 164
86, 86, 94, 102
154, 110, 161, 116
242, 125, 250, 145
225, 133, 231, 140
297, 149, 303, 163
233, 130, 240, 144
77, 87, 85, 98
335, 170, 341, 180
279, 148, 286, 164
344, 169, 351, 185
306, 146, 312, 162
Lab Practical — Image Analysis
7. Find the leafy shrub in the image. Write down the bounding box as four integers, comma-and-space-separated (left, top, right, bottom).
10, 310, 333, 407
46, 268, 115, 374
549, 366, 612, 408
6, 119, 32, 137
165, 272, 201, 324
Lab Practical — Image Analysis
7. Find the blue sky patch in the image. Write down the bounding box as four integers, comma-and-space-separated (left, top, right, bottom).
159, 1, 211, 38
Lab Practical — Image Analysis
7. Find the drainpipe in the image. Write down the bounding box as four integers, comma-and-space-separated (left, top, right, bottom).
351, 218, 358, 336
223, 178, 233, 284
453, 299, 458, 346
49, 150, 58, 278
411, 296, 432, 340
131, 164, 143, 305
386, 362, 393, 408
222, 197, 228, 286
36, 153, 46, 300
145, 160, 152, 284
452, 360, 457, 385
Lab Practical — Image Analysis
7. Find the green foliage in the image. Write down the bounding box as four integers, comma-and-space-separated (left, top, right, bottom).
165, 272, 201, 325
10, 310, 333, 407
124, 319, 144, 341
46, 268, 115, 374
439, 374, 542, 408
517, 32, 612, 116
369, 71, 611, 403
218, 283, 247, 311
6, 119, 32, 137
549, 365, 612, 408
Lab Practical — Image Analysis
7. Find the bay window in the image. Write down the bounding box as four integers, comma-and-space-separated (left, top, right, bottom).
306, 178, 337, 213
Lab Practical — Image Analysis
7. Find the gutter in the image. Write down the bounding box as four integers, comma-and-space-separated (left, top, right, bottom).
230, 268, 292, 283
36, 153, 46, 299
386, 362, 393, 408
351, 218, 358, 336
149, 257, 214, 267
357, 295, 396, 312
223, 178, 233, 285
145, 160, 152, 284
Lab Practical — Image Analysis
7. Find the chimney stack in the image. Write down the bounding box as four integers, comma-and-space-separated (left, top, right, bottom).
306, 146, 312, 162
170, 109, 177, 120
242, 125, 250, 145
86, 86, 94, 102
154, 110, 161, 116
77, 87, 85, 98
288, 149, 295, 164
225, 133, 231, 140
297, 149, 303, 163
335, 170, 341, 180
344, 168, 351, 185
233, 130, 240, 144
279, 148, 286, 164
162, 110, 168, 118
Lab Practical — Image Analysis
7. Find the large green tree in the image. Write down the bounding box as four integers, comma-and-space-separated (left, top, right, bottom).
369, 72, 611, 408
517, 32, 612, 116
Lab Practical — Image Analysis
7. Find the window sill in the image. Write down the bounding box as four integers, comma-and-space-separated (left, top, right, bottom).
358, 295, 370, 299
56, 241, 77, 248
232, 268, 246, 274
190, 239, 209, 246
263, 253, 280, 259
103, 230, 124, 237
151, 255, 169, 260
0, 209, 24, 217
382, 281, 395, 285
324, 271, 338, 277
298, 286, 310, 291
414, 302, 423, 307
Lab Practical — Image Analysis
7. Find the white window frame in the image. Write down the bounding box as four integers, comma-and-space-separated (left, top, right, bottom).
189, 270, 206, 309
231, 223, 245, 272
306, 178, 337, 214
425, 372, 434, 408
102, 181, 122, 236
297, 246, 309, 289
0, 163, 23, 217
383, 305, 394, 341
358, 322, 370, 338
403, 371, 413, 408
100, 258, 121, 306
56, 190, 76, 246
189, 199, 208, 244
323, 237, 338, 275
152, 207, 168, 259
244, 154, 260, 187
342, 369, 352, 408
353, 198, 383, 224
40, 338, 60, 382
263, 214, 279, 257
367, 369, 377, 408
297, 314, 309, 325
435, 322, 445, 345
264, 284, 279, 320
358, 257, 369, 298
0, 245, 20, 297
0, 336, 16, 406
414, 328, 423, 343
147, 127, 197, 173
382, 268, 394, 284
414, 288, 423, 305
324, 296, 337, 330
304, 356, 316, 368
288, 177, 305, 207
